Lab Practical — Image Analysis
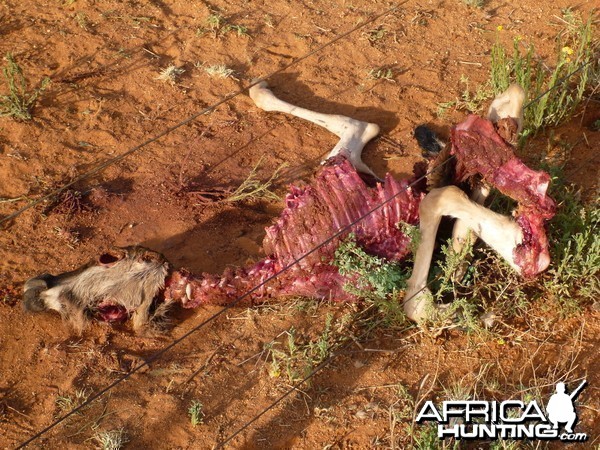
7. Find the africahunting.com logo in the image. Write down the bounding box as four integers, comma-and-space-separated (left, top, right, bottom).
416, 380, 588, 442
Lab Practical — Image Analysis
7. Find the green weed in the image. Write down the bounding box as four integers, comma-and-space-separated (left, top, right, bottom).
334, 234, 409, 327
94, 428, 129, 450
489, 440, 522, 450
426, 237, 488, 332
198, 13, 249, 38
413, 424, 460, 449
74, 12, 90, 30
188, 400, 204, 426
266, 315, 337, 383
0, 53, 50, 121
437, 75, 493, 117
364, 26, 388, 43
200, 63, 235, 79
226, 157, 286, 203
462, 0, 485, 7
490, 11, 598, 138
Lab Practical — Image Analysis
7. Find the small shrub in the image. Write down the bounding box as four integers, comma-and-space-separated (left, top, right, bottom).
94, 428, 129, 450
226, 157, 286, 203
490, 11, 598, 138
333, 234, 409, 326
0, 53, 50, 120
543, 170, 599, 312
188, 400, 204, 426
197, 13, 249, 38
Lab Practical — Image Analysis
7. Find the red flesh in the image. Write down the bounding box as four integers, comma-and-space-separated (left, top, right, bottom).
164, 116, 556, 307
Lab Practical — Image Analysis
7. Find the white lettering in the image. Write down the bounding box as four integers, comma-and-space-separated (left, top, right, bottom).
464, 400, 490, 422
416, 401, 443, 423
522, 400, 546, 422
499, 400, 524, 423
536, 424, 558, 438
442, 401, 466, 423
438, 424, 460, 438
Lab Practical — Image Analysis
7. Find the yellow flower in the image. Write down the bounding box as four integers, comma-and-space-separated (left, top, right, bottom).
497, 25, 504, 31
516, 35, 523, 41
561, 46, 574, 55
565, 57, 572, 63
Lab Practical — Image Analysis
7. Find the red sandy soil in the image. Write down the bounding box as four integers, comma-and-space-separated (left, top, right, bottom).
0, 0, 598, 448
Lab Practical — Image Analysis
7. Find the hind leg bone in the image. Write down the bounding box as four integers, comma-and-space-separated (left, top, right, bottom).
249, 81, 380, 178
404, 186, 523, 322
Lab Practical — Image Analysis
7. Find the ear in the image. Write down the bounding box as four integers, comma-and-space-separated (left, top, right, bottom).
487, 84, 525, 133
98, 248, 127, 267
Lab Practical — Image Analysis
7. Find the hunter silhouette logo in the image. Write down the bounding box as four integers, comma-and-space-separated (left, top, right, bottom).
416, 379, 588, 442
547, 380, 586, 434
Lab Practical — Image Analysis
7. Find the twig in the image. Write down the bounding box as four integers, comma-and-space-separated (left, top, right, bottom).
184, 346, 222, 384
458, 61, 482, 67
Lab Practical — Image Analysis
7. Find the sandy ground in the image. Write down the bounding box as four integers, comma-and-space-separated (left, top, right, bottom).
0, 0, 599, 448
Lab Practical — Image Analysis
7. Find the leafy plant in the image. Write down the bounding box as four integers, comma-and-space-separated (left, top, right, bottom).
333, 234, 409, 326
0, 53, 50, 120
490, 11, 598, 138
226, 157, 286, 203
266, 315, 337, 384
188, 400, 204, 426
543, 169, 599, 312
334, 234, 409, 300
94, 428, 129, 450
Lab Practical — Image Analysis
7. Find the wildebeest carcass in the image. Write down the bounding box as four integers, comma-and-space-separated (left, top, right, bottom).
23, 82, 555, 332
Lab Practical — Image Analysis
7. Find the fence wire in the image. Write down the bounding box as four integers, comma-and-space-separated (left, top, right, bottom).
11, 7, 596, 448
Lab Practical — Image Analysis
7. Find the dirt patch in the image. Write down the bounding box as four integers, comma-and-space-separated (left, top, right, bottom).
0, 0, 598, 448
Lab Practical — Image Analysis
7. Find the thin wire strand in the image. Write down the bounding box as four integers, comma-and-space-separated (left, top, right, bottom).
14, 154, 453, 450
13, 16, 595, 448
215, 155, 600, 450
214, 274, 443, 449
214, 61, 600, 448
14, 5, 417, 447
0, 1, 407, 229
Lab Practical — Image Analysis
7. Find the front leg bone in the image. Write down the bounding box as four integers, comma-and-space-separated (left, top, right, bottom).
249, 81, 380, 178
404, 186, 523, 322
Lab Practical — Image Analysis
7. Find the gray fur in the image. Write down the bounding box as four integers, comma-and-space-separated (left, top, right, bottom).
23, 247, 170, 333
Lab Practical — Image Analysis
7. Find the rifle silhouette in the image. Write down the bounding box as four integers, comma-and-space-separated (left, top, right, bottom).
569, 380, 587, 400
